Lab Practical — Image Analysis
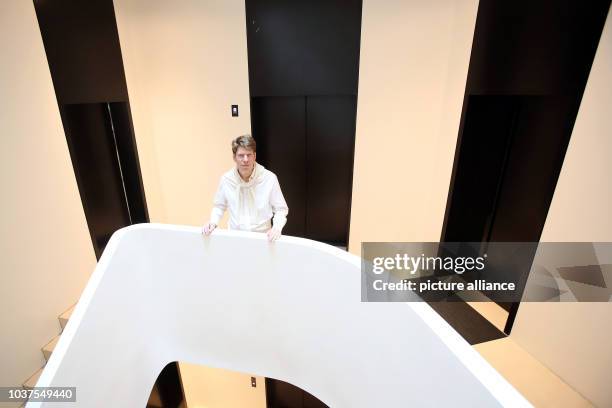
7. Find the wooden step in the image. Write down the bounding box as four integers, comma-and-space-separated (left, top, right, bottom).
23, 367, 43, 389
59, 304, 75, 330
42, 336, 59, 361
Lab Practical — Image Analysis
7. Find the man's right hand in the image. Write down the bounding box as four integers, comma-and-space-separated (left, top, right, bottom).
202, 223, 217, 236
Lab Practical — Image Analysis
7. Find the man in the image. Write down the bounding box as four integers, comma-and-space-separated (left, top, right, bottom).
202, 134, 289, 241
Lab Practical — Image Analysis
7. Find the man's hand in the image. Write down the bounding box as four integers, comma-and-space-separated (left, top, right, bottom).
202, 223, 217, 236
267, 228, 281, 242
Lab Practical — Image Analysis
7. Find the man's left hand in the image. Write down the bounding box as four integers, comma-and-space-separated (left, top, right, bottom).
267, 228, 281, 242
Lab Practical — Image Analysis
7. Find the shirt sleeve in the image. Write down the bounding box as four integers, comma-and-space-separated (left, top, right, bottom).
209, 178, 227, 225
270, 175, 289, 232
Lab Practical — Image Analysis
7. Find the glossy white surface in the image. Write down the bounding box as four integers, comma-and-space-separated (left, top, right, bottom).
32, 225, 530, 407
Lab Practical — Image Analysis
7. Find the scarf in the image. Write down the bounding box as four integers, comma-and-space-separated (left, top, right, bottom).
230, 163, 264, 230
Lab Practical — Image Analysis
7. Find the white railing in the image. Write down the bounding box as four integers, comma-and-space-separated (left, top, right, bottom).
31, 224, 530, 407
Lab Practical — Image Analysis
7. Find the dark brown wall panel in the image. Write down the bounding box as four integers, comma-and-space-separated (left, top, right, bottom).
61, 103, 130, 255
488, 96, 576, 242
246, 0, 362, 96
108, 102, 149, 224
33, 0, 128, 104
34, 0, 149, 259
441, 0, 610, 324
246, 0, 362, 246
251, 97, 307, 237
306, 96, 356, 243
467, 0, 610, 95
443, 96, 519, 242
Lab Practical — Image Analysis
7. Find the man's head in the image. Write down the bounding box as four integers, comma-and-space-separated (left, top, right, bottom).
232, 134, 257, 175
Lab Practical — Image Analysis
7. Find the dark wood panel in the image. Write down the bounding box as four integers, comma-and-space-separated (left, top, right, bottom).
427, 299, 506, 345
306, 96, 356, 244
246, 0, 362, 96
251, 97, 307, 237
33, 0, 149, 258
488, 96, 576, 242
443, 96, 577, 312
441, 0, 610, 328
444, 96, 519, 242
467, 0, 610, 95
147, 362, 184, 408
60, 103, 131, 257
33, 0, 128, 104
108, 102, 149, 224
246, 0, 361, 245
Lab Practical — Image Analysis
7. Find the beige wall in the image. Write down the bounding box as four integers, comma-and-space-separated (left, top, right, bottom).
511, 10, 612, 408
114, 0, 252, 226
0, 0, 96, 391
180, 364, 266, 408
348, 0, 479, 253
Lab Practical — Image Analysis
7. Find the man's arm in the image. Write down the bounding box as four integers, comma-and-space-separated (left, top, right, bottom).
203, 179, 227, 235
268, 175, 288, 240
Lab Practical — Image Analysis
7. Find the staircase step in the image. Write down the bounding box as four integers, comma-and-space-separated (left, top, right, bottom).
42, 336, 59, 361
23, 367, 43, 389
59, 304, 75, 330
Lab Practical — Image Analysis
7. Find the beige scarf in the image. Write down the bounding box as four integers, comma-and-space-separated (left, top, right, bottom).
232, 163, 264, 230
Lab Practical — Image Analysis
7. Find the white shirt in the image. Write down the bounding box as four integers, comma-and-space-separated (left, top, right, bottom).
209, 163, 289, 232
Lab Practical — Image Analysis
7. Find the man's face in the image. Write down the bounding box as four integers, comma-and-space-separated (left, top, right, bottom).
234, 146, 256, 173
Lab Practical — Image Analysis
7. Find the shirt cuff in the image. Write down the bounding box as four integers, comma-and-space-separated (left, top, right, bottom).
272, 214, 287, 232
210, 207, 224, 225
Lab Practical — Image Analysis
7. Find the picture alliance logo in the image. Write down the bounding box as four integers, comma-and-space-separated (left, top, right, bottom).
371, 253, 488, 275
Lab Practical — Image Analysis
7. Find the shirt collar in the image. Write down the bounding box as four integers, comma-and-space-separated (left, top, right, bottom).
235, 164, 257, 184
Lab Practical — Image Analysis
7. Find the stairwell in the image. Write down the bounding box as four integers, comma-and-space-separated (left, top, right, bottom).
20, 303, 182, 408
22, 305, 75, 391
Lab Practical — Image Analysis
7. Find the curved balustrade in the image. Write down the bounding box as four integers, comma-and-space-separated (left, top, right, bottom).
30, 224, 530, 407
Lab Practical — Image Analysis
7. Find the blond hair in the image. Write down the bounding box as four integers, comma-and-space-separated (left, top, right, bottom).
231, 134, 256, 155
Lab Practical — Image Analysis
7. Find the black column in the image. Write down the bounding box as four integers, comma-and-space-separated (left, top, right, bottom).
441, 0, 610, 331
34, 0, 149, 258
246, 0, 362, 246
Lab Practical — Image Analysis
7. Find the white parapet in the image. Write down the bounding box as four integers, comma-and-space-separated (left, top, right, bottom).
31, 224, 530, 407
